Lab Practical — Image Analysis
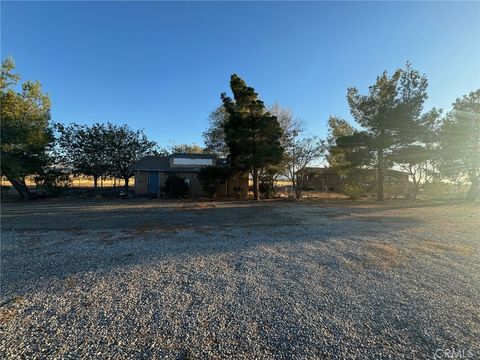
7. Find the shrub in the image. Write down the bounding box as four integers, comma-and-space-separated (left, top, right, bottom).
342, 183, 365, 200
259, 173, 275, 199
384, 183, 407, 199
162, 174, 189, 198
34, 170, 71, 196
198, 166, 230, 197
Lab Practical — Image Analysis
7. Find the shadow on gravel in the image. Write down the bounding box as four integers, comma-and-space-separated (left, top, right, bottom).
307, 198, 478, 212
0, 200, 429, 298
0, 199, 289, 231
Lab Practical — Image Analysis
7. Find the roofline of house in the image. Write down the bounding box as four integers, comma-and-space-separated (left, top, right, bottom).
132, 168, 203, 173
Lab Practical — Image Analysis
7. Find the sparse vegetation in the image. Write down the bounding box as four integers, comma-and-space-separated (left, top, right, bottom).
342, 183, 365, 200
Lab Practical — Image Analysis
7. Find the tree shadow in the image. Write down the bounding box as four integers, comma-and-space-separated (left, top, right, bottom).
0, 198, 431, 299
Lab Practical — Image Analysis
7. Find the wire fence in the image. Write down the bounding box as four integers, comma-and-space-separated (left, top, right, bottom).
0, 176, 133, 188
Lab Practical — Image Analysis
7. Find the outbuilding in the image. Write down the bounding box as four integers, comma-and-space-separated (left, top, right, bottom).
130, 153, 248, 198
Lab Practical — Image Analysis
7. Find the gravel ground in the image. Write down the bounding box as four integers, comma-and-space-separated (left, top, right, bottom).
1, 198, 479, 359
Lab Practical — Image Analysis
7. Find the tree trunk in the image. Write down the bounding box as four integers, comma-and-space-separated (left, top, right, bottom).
124, 176, 129, 196
252, 169, 259, 200
411, 184, 419, 201
4, 173, 31, 200
295, 174, 302, 199
93, 175, 98, 188
466, 175, 479, 201
377, 150, 385, 201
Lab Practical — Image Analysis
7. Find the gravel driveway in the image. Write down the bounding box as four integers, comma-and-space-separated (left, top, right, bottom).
1, 198, 479, 359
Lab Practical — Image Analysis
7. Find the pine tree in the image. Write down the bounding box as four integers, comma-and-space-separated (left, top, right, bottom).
438, 90, 480, 200
339, 63, 428, 200
221, 74, 283, 200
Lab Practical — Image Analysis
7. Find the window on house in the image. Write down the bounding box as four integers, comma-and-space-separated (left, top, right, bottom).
138, 171, 147, 184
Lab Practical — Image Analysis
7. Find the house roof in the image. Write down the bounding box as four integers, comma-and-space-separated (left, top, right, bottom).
130, 156, 171, 171
170, 153, 216, 159
130, 153, 223, 173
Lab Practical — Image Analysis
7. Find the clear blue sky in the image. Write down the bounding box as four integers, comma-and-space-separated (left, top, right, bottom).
2, 1, 479, 147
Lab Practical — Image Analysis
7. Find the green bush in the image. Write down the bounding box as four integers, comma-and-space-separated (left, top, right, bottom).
162, 174, 189, 198
198, 166, 230, 197
342, 183, 365, 200
259, 174, 275, 199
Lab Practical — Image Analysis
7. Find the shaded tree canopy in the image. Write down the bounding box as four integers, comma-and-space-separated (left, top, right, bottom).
202, 106, 229, 156
1, 57, 53, 199
336, 62, 429, 200
57, 122, 156, 192
389, 108, 442, 200
104, 123, 156, 193
326, 116, 355, 173
56, 122, 110, 187
438, 89, 480, 200
198, 166, 231, 197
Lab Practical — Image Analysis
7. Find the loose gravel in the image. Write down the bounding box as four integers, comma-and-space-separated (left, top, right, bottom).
1, 199, 479, 359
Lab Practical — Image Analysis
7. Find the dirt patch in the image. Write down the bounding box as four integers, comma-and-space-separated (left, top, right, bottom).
0, 296, 25, 325
172, 202, 219, 211
121, 223, 181, 236
413, 241, 474, 257
65, 226, 83, 235
363, 242, 405, 270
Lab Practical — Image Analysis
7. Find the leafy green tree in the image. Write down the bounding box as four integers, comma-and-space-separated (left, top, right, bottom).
221, 74, 283, 200
198, 166, 231, 197
104, 123, 156, 194
339, 62, 428, 200
326, 116, 355, 173
56, 123, 110, 187
202, 106, 229, 156
438, 90, 480, 200
170, 143, 205, 154
1, 57, 53, 199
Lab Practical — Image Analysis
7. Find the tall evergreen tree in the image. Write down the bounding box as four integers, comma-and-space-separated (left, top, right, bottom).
438, 90, 480, 200
221, 74, 283, 200
390, 108, 442, 200
339, 63, 428, 200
